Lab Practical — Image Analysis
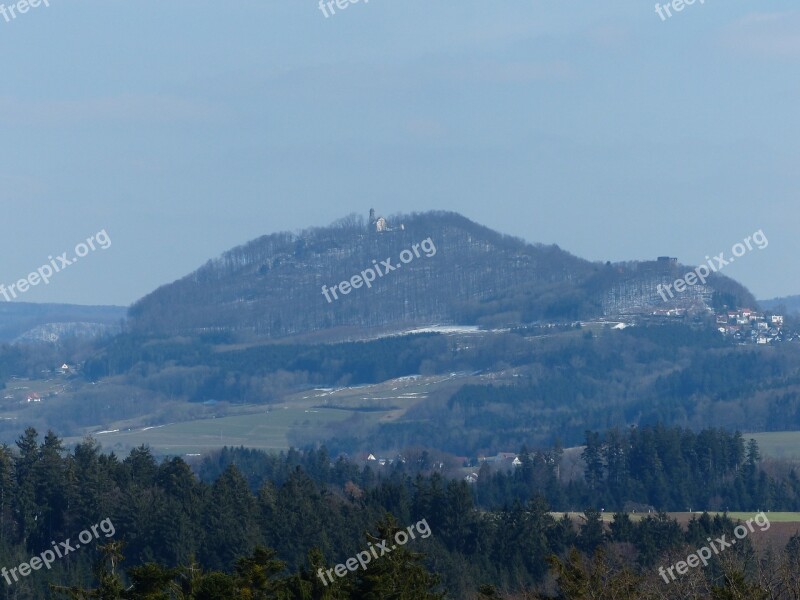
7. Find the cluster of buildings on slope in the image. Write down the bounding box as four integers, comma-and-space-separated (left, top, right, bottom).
364, 453, 409, 467
2, 364, 75, 404
463, 453, 523, 484
716, 308, 790, 344
599, 255, 795, 344
360, 450, 524, 484
361, 450, 524, 486
616, 306, 793, 344
645, 306, 792, 344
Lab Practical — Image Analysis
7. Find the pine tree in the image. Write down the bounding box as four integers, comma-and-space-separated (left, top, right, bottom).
351, 515, 444, 600
51, 542, 125, 600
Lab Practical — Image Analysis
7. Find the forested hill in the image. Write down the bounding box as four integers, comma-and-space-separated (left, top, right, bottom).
129, 210, 756, 338
761, 294, 800, 315
0, 302, 125, 343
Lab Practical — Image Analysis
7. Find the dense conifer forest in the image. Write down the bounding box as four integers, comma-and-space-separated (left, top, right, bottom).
0, 426, 798, 598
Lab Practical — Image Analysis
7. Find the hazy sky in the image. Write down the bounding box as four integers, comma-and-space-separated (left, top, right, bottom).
1, 0, 798, 306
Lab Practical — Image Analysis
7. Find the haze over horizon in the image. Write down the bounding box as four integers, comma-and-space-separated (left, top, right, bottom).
1, 1, 798, 305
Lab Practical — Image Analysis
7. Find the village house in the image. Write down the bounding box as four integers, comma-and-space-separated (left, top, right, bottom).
716, 308, 787, 344
479, 452, 522, 467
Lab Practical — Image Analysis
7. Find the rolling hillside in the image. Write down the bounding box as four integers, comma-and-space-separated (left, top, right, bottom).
129, 210, 756, 339
761, 295, 800, 316
0, 302, 125, 343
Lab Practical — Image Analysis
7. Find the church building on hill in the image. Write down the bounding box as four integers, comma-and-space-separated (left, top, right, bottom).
368, 208, 404, 233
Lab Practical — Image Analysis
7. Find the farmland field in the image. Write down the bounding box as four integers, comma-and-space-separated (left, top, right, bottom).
64, 372, 473, 456
749, 431, 800, 460
552, 511, 800, 524
67, 407, 354, 456
552, 511, 800, 549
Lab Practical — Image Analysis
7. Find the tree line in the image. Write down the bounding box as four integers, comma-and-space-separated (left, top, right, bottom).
0, 425, 798, 597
